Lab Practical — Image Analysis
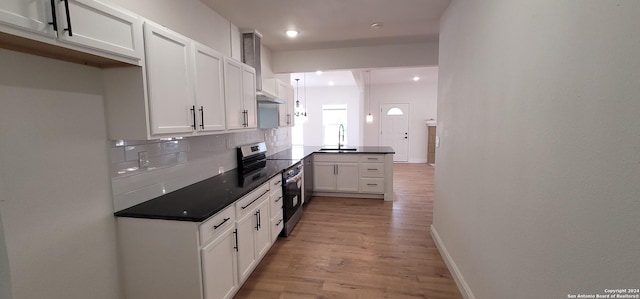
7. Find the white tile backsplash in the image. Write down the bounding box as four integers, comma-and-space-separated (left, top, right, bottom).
110, 128, 292, 211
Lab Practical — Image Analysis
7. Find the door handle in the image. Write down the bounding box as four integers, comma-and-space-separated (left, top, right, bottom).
233, 229, 238, 252
49, 0, 58, 31
61, 0, 73, 36
199, 106, 204, 129
190, 106, 196, 129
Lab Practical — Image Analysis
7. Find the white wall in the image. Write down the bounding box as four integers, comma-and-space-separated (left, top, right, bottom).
433, 1, 640, 298
0, 50, 121, 299
272, 42, 439, 73
363, 78, 438, 163
298, 85, 361, 146
104, 0, 233, 56
0, 211, 12, 299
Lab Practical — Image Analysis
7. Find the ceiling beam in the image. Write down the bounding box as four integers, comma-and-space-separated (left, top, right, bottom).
270, 41, 438, 73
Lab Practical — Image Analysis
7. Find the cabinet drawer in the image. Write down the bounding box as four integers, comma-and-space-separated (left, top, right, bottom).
199, 205, 235, 246
360, 154, 384, 163
270, 210, 284, 243
269, 175, 282, 195
359, 178, 385, 194
270, 187, 283, 217
235, 182, 270, 218
360, 163, 384, 178
313, 153, 359, 163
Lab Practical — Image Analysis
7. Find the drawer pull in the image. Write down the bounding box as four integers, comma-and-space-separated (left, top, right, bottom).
367, 183, 378, 186
273, 180, 281, 185
275, 196, 282, 203
241, 190, 269, 210
367, 157, 378, 160
213, 217, 230, 230
367, 168, 378, 171
276, 219, 283, 226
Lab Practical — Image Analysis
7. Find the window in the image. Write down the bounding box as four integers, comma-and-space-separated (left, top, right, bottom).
322, 105, 347, 146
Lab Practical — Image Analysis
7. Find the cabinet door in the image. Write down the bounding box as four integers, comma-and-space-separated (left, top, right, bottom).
194, 43, 225, 132
235, 212, 256, 283
201, 227, 237, 299
254, 199, 271, 260
0, 0, 56, 37
313, 162, 337, 191
144, 22, 195, 135
224, 58, 244, 130
336, 163, 359, 192
242, 66, 257, 129
287, 86, 296, 127
56, 0, 143, 60
277, 84, 291, 127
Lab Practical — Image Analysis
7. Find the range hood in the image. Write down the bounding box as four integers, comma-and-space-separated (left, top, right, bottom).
242, 30, 285, 104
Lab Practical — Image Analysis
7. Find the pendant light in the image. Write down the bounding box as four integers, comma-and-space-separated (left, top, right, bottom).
303, 72, 308, 117
366, 70, 373, 124
295, 78, 301, 108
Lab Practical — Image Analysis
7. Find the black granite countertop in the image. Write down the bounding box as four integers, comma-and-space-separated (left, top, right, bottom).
114, 159, 297, 222
115, 146, 394, 222
267, 146, 395, 161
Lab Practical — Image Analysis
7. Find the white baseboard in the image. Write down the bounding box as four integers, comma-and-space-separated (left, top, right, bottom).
430, 225, 476, 299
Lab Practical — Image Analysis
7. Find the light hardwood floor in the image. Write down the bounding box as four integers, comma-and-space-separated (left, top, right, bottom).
235, 163, 462, 299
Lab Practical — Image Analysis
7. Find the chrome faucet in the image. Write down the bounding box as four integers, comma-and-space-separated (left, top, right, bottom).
338, 124, 345, 149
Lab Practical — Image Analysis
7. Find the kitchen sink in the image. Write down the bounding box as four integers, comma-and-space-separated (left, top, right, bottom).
319, 147, 358, 152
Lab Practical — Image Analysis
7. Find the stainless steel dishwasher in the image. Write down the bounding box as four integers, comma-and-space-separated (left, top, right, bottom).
303, 155, 313, 205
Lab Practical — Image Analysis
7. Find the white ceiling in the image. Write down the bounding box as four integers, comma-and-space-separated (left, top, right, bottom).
290, 67, 438, 87
201, 0, 452, 51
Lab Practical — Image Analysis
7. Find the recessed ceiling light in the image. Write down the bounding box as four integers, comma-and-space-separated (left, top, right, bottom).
413, 76, 420, 82
285, 30, 299, 38
370, 22, 383, 29
316, 70, 323, 75
328, 81, 335, 86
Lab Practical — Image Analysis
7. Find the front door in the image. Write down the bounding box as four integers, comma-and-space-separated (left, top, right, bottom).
380, 103, 409, 162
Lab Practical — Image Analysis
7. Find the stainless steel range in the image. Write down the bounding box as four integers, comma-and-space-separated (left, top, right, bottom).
281, 161, 303, 236
237, 142, 303, 237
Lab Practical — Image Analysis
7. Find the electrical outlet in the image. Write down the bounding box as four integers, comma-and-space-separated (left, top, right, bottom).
138, 151, 149, 168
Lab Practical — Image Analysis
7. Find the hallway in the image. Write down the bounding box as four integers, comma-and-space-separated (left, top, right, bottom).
236, 163, 462, 298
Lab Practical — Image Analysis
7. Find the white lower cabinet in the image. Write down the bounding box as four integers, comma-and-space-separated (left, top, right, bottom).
313, 154, 360, 192
313, 153, 394, 200
236, 189, 270, 283
201, 226, 237, 299
117, 176, 280, 299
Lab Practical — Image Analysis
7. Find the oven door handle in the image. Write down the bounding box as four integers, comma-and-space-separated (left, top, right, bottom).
285, 171, 303, 184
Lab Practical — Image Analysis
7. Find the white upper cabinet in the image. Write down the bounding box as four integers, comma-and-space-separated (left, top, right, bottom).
242, 66, 257, 129
224, 58, 245, 130
193, 42, 226, 132
0, 0, 143, 63
287, 85, 296, 127
0, 0, 56, 37
225, 57, 257, 130
144, 22, 195, 136
55, 0, 143, 60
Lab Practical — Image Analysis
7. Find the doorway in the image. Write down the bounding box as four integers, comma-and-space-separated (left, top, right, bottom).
380, 103, 409, 162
